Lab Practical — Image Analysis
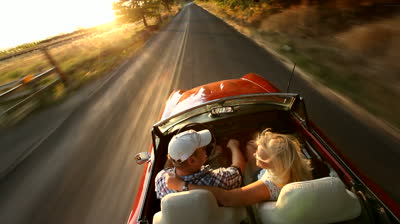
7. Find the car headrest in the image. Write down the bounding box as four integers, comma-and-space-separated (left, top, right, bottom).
257, 177, 361, 224
153, 189, 247, 224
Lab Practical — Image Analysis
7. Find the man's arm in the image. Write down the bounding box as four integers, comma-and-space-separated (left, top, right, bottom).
155, 169, 174, 199
227, 139, 246, 174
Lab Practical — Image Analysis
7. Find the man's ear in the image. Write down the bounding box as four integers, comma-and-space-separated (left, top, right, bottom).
187, 157, 196, 165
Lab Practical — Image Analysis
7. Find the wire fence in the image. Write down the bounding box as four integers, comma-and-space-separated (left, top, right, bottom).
0, 48, 68, 126
0, 20, 158, 127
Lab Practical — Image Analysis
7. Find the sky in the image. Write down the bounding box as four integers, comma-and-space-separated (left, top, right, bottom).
0, 0, 117, 50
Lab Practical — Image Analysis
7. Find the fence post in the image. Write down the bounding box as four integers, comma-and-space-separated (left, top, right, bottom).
41, 48, 69, 86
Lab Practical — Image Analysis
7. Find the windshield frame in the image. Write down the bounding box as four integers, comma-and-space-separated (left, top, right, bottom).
153, 93, 299, 136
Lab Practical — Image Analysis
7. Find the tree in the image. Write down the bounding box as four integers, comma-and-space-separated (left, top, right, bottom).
113, 0, 164, 27
161, 0, 174, 12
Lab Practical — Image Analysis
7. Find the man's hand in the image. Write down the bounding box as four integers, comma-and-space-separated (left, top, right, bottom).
245, 140, 259, 174
166, 172, 185, 191
226, 139, 246, 173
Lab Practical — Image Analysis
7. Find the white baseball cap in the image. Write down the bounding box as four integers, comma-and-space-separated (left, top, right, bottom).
168, 129, 212, 162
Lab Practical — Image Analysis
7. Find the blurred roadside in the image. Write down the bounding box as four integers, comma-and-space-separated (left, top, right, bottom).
195, 0, 400, 140
0, 5, 182, 179
0, 5, 182, 127
0, 71, 111, 179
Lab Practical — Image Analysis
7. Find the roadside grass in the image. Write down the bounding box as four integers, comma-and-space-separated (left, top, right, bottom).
196, 1, 400, 131
0, 42, 41, 58
51, 22, 149, 87
0, 53, 53, 84
0, 28, 95, 59
0, 5, 181, 127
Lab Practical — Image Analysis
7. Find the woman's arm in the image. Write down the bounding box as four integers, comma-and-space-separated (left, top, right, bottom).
166, 172, 271, 207
219, 180, 271, 206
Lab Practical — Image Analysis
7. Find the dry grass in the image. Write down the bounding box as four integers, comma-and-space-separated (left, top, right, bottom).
0, 23, 140, 85
51, 22, 148, 86
0, 2, 182, 86
260, 5, 322, 36
0, 5, 181, 127
0, 53, 53, 84
334, 16, 400, 96
336, 16, 400, 76
336, 21, 397, 55
204, 1, 276, 26
259, 6, 400, 127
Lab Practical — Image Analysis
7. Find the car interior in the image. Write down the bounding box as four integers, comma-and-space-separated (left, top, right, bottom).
138, 108, 380, 224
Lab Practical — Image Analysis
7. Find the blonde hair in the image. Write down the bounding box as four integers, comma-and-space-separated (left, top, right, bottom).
256, 129, 312, 185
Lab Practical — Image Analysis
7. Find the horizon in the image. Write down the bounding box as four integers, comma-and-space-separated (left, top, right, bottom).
0, 0, 117, 51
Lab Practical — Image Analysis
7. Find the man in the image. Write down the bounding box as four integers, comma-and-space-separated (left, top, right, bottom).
155, 129, 246, 199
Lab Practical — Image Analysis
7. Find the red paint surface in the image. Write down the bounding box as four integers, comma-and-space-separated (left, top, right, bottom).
127, 162, 149, 224
162, 73, 280, 118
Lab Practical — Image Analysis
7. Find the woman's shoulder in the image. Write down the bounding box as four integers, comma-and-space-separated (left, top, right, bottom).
258, 169, 273, 180
258, 169, 282, 200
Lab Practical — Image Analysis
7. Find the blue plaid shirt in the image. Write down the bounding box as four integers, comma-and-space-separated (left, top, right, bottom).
155, 165, 242, 199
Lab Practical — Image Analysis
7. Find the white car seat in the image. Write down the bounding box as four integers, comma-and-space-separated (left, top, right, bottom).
257, 177, 361, 224
153, 189, 247, 224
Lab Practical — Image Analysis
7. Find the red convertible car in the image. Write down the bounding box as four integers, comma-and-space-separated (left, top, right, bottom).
127, 73, 400, 224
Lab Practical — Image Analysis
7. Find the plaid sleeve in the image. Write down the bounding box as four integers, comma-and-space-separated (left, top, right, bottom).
210, 166, 242, 189
155, 168, 177, 199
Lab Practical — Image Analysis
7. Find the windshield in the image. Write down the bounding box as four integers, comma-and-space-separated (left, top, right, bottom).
154, 93, 298, 135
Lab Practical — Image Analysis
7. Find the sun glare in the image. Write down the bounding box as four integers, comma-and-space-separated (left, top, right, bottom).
66, 0, 117, 27
0, 0, 117, 50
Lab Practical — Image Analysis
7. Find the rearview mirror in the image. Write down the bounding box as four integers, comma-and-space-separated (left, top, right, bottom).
135, 152, 151, 165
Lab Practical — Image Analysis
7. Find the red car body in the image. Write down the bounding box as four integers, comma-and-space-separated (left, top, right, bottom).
127, 74, 399, 224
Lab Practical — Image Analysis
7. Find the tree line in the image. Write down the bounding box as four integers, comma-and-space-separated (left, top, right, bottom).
113, 0, 175, 27
113, 0, 398, 27
201, 0, 399, 9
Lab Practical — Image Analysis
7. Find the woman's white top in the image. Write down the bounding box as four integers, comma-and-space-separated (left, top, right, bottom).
258, 169, 282, 200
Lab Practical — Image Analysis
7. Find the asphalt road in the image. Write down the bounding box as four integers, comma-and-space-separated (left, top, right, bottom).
0, 3, 399, 224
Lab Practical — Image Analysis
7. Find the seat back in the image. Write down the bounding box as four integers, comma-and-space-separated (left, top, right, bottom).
257, 177, 361, 224
153, 189, 247, 224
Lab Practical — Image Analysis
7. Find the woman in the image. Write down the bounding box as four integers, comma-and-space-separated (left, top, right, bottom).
165, 129, 313, 207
